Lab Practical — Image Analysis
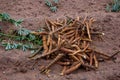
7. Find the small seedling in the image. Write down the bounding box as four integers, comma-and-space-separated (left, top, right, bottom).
45, 0, 53, 7
44, 0, 59, 12
17, 28, 31, 36
12, 19, 23, 27
0, 13, 23, 27
50, 6, 57, 12
106, 0, 120, 12
0, 13, 10, 21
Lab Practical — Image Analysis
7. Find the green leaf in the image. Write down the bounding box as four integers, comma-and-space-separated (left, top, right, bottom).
1, 13, 10, 20
106, 0, 120, 12
22, 45, 28, 51
16, 19, 23, 24
12, 43, 19, 49
14, 19, 23, 27
111, 0, 120, 12
28, 34, 36, 41
21, 36, 26, 40
53, 0, 59, 3
0, 13, 23, 26
21, 44, 33, 51
1, 42, 35, 51
35, 39, 43, 45
5, 43, 12, 50
9, 19, 16, 24
17, 29, 22, 35
45, 0, 52, 7
27, 44, 33, 48
17, 28, 31, 36
50, 6, 57, 12
15, 36, 22, 41
2, 43, 7, 47
112, 3, 119, 11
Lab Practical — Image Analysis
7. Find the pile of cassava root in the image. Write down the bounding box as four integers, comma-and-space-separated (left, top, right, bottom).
29, 16, 117, 75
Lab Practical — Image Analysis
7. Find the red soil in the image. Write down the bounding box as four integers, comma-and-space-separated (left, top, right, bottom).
0, 0, 120, 80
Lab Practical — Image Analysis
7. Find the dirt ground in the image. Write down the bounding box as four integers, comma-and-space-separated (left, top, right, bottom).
0, 0, 120, 80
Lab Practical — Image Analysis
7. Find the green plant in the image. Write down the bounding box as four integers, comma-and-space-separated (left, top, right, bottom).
106, 0, 120, 12
2, 42, 34, 51
45, 0, 53, 7
0, 13, 43, 51
0, 28, 42, 45
0, 13, 10, 21
15, 28, 43, 45
45, 0, 59, 12
0, 30, 42, 51
50, 6, 57, 12
0, 13, 23, 27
